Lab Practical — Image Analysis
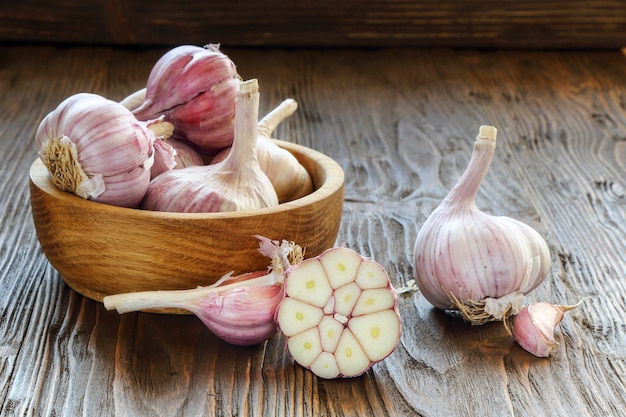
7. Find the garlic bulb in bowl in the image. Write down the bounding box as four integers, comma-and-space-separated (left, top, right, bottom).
35, 92, 157, 208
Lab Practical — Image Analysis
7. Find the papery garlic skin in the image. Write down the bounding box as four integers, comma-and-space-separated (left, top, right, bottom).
413, 126, 551, 324
512, 302, 570, 357
195, 276, 283, 346
35, 92, 156, 208
142, 79, 279, 213
212, 99, 314, 203
167, 137, 205, 168
103, 237, 302, 346
132, 44, 240, 153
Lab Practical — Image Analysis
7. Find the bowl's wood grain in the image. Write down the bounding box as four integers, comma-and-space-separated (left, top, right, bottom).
30, 140, 344, 302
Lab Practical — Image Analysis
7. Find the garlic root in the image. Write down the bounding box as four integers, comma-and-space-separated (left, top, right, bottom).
276, 246, 401, 379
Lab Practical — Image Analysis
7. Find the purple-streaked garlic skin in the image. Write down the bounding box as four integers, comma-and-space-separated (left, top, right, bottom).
212, 98, 313, 203
141, 79, 279, 213
167, 137, 205, 168
151, 138, 177, 179
132, 44, 240, 154
513, 302, 568, 357
194, 278, 283, 346
35, 92, 155, 208
413, 126, 551, 323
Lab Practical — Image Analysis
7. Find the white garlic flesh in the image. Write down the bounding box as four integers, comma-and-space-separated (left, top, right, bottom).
276, 246, 401, 379
413, 126, 551, 325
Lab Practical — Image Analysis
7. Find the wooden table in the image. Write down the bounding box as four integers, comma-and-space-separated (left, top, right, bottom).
1, 44, 625, 416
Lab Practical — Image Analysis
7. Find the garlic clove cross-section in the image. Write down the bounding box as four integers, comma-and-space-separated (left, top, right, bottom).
413, 125, 552, 326
276, 247, 402, 379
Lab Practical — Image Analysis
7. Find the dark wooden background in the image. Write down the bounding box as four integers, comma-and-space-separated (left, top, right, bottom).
1, 1, 626, 416
1, 0, 626, 49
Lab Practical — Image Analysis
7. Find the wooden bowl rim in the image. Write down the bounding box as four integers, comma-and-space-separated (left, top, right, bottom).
30, 139, 344, 219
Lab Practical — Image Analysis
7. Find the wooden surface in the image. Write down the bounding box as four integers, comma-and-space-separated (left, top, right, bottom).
1, 44, 626, 416
28, 141, 344, 303
2, 1, 626, 49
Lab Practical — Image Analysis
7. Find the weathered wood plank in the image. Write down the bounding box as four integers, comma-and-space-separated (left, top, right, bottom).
1, 1, 626, 49
0, 45, 625, 416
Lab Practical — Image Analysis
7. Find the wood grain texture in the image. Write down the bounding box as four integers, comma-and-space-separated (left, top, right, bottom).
1, 44, 626, 416
1, 1, 626, 49
28, 140, 344, 303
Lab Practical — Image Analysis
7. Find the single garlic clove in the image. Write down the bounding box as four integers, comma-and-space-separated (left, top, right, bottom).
35, 92, 156, 208
413, 125, 552, 325
133, 44, 240, 153
141, 78, 279, 213
512, 302, 576, 357
276, 247, 402, 379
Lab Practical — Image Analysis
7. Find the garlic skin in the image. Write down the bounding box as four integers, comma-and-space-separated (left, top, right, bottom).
195, 277, 283, 345
212, 99, 314, 203
413, 126, 551, 325
35, 92, 156, 208
132, 44, 240, 153
167, 137, 205, 168
142, 79, 279, 213
512, 302, 575, 357
103, 237, 303, 346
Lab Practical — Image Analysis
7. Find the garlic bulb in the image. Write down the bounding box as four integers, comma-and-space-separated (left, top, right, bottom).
512, 302, 577, 357
104, 236, 303, 346
35, 92, 156, 208
132, 44, 240, 153
413, 125, 551, 325
212, 98, 314, 203
141, 79, 279, 213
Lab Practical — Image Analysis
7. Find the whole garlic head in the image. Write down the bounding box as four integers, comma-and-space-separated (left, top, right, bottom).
35, 93, 156, 208
413, 126, 551, 325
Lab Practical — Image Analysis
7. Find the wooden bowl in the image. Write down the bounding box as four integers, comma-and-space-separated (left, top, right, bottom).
30, 140, 344, 303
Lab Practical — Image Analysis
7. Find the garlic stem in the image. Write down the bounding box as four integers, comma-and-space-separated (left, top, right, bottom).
221, 79, 260, 170
444, 125, 497, 205
103, 269, 282, 314
257, 99, 298, 138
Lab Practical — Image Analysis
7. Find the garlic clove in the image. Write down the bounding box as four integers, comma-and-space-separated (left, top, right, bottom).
35, 92, 156, 208
132, 44, 240, 153
141, 78, 279, 213
413, 126, 552, 325
512, 302, 577, 357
